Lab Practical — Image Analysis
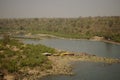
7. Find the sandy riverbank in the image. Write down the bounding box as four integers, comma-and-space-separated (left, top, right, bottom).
2, 53, 120, 80
2, 33, 119, 80
20, 56, 73, 80
21, 53, 120, 80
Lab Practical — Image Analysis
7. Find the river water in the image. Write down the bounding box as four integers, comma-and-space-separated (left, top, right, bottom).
22, 38, 120, 80
22, 38, 120, 58
40, 62, 120, 80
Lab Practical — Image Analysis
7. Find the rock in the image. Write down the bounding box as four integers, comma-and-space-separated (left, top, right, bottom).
6, 45, 10, 48
25, 33, 32, 37
0, 50, 4, 53
92, 54, 96, 56
4, 74, 15, 80
60, 52, 74, 56
11, 46, 20, 51
91, 36, 104, 41
53, 54, 59, 56
0, 72, 4, 80
80, 52, 95, 56
42, 53, 52, 56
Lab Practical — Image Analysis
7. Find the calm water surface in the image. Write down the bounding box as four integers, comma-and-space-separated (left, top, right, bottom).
40, 62, 120, 80
22, 38, 120, 80
22, 38, 120, 58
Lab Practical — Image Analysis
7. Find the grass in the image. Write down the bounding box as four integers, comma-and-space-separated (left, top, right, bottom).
0, 33, 119, 80
29, 30, 93, 39
0, 37, 56, 73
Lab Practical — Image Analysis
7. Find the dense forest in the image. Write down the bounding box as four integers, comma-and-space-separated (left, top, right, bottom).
0, 16, 120, 42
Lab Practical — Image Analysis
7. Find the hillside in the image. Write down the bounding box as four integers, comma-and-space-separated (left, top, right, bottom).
0, 16, 120, 42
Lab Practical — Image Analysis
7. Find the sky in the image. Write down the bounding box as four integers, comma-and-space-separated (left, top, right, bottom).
0, 0, 120, 18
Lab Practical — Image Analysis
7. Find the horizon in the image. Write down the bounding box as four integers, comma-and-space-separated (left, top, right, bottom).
0, 0, 120, 18
0, 16, 120, 19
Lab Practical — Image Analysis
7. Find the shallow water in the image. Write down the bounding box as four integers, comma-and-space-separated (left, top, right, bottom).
40, 62, 120, 80
22, 38, 120, 80
22, 38, 120, 58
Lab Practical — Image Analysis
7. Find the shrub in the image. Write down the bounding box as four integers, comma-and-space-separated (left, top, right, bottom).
1, 60, 19, 73
2, 33, 10, 46
0, 39, 55, 73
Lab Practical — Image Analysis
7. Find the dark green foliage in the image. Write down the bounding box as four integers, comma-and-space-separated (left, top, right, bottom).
0, 16, 120, 42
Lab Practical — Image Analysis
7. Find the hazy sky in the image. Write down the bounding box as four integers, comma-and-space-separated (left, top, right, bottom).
0, 0, 120, 18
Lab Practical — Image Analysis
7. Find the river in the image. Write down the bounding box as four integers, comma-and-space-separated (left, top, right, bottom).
22, 38, 120, 58
22, 38, 120, 80
40, 61, 120, 80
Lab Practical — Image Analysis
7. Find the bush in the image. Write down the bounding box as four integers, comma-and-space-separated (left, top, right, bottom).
2, 33, 10, 46
0, 39, 55, 73
1, 60, 19, 73
20, 54, 47, 67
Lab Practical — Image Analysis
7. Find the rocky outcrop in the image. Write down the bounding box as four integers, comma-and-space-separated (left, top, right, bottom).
91, 36, 104, 41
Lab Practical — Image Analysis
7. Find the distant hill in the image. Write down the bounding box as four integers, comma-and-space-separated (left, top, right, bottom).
0, 16, 120, 42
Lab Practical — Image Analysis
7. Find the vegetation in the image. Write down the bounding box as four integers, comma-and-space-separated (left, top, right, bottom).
0, 34, 120, 79
2, 33, 10, 46
0, 16, 120, 42
0, 35, 56, 73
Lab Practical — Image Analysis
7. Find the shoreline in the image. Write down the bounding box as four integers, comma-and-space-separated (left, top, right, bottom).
1, 32, 119, 45
19, 33, 120, 45
22, 53, 120, 80
1, 33, 120, 80
36, 33, 120, 45
101, 39, 120, 45
2, 47, 120, 80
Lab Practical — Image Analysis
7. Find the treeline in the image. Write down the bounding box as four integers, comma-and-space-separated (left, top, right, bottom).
0, 16, 120, 42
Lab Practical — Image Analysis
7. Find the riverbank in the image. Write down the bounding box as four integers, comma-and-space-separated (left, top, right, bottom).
89, 36, 120, 45
1, 17, 120, 42
1, 32, 120, 45
1, 51, 120, 80
1, 45, 120, 80
0, 38, 56, 80
16, 33, 120, 45
0, 34, 120, 80
38, 53, 120, 80
21, 54, 120, 80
